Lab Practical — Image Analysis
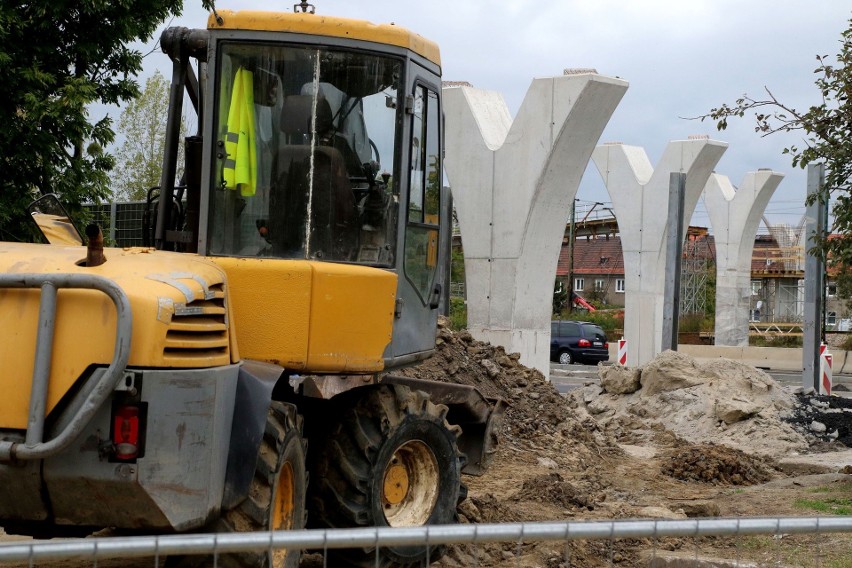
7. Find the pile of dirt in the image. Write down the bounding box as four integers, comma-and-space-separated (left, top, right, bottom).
397, 318, 621, 471
660, 443, 774, 485
567, 351, 809, 458
397, 319, 629, 567
784, 393, 852, 447
393, 327, 852, 567
510, 472, 601, 510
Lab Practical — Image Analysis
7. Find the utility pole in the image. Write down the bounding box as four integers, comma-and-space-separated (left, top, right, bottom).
567, 198, 576, 313
803, 163, 827, 391
662, 173, 686, 351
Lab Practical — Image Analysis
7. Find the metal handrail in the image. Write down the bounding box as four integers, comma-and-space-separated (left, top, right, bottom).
0, 273, 132, 462
0, 518, 851, 562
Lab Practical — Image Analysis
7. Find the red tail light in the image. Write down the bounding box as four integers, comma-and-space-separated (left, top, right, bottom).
604, 342, 609, 349
113, 405, 140, 460
578, 339, 591, 347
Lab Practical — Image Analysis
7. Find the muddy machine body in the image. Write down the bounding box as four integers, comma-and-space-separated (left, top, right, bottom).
0, 7, 501, 568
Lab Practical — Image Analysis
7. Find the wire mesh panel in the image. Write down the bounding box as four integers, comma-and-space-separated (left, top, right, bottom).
111, 202, 146, 248
2, 518, 851, 567
83, 202, 147, 248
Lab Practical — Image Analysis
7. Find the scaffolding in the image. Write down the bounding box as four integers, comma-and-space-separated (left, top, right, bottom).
679, 232, 712, 317
749, 222, 806, 324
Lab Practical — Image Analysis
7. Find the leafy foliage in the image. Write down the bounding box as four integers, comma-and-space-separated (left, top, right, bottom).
566, 310, 624, 334
701, 18, 852, 267
0, 0, 184, 240
448, 297, 467, 331
113, 71, 185, 201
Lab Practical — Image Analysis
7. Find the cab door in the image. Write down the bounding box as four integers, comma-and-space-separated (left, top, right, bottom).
388, 71, 445, 362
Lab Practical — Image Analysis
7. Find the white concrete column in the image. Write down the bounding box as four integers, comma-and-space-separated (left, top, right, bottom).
444, 74, 628, 374
592, 139, 727, 366
704, 170, 783, 346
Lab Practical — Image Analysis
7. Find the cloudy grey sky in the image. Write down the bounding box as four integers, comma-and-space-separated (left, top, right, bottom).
136, 0, 852, 230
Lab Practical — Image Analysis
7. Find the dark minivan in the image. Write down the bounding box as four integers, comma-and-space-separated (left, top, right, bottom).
550, 320, 609, 365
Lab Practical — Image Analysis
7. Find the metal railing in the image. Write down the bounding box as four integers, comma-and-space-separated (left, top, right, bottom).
1, 517, 851, 566
0, 274, 132, 462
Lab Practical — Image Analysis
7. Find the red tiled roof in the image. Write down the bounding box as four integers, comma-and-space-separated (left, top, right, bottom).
557, 236, 625, 276
555, 231, 803, 278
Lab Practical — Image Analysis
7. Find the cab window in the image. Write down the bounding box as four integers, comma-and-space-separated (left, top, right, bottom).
208, 43, 401, 265
404, 85, 440, 302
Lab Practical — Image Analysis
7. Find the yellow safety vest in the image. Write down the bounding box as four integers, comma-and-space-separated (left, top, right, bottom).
223, 67, 257, 197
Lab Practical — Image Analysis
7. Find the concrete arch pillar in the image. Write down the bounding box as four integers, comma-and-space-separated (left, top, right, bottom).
443, 74, 628, 373
592, 139, 727, 366
704, 170, 784, 346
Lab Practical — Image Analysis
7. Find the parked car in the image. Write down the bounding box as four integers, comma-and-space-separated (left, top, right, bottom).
550, 320, 610, 365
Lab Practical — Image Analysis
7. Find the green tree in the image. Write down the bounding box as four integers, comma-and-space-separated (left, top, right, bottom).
113, 71, 184, 201
701, 17, 852, 267
0, 0, 185, 241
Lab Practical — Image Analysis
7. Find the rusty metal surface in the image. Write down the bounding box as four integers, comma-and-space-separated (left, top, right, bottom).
297, 374, 377, 399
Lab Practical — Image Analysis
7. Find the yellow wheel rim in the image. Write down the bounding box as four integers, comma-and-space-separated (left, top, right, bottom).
383, 460, 410, 505
272, 462, 295, 566
273, 462, 295, 530
381, 440, 439, 527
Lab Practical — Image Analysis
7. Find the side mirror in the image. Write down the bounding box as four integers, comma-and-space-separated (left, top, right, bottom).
27, 194, 84, 246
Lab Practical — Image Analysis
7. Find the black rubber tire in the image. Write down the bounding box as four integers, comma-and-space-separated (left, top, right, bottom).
308, 384, 463, 568
559, 350, 573, 365
169, 401, 307, 568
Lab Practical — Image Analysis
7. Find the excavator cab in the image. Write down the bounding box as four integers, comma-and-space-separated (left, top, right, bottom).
157, 9, 447, 362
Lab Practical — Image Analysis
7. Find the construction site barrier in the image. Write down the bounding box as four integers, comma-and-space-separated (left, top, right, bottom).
820, 343, 833, 395
617, 338, 627, 366
1, 518, 852, 565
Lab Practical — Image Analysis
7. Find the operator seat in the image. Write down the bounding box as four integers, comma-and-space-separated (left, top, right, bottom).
268, 95, 356, 260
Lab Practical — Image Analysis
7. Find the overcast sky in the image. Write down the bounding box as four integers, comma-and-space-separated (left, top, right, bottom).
135, 0, 852, 231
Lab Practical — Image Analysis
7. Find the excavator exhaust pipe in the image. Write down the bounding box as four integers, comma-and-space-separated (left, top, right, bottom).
85, 224, 106, 267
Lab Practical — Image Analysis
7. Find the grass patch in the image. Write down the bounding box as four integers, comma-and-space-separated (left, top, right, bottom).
740, 535, 772, 551
794, 497, 852, 516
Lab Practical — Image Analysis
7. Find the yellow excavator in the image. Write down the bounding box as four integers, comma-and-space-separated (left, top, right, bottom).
0, 4, 503, 567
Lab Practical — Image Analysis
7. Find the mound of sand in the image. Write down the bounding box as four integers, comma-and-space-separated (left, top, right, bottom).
568, 350, 809, 458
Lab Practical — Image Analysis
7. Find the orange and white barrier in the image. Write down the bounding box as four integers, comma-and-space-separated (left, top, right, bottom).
617, 338, 628, 366
819, 343, 832, 396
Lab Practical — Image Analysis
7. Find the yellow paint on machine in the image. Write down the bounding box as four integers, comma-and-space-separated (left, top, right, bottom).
0, 243, 233, 430
213, 257, 396, 372
208, 9, 441, 67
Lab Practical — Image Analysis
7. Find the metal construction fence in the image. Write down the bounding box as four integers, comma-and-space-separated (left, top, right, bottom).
84, 201, 147, 248
2, 517, 852, 567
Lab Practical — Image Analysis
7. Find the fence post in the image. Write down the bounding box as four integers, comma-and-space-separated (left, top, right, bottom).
109, 200, 117, 245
